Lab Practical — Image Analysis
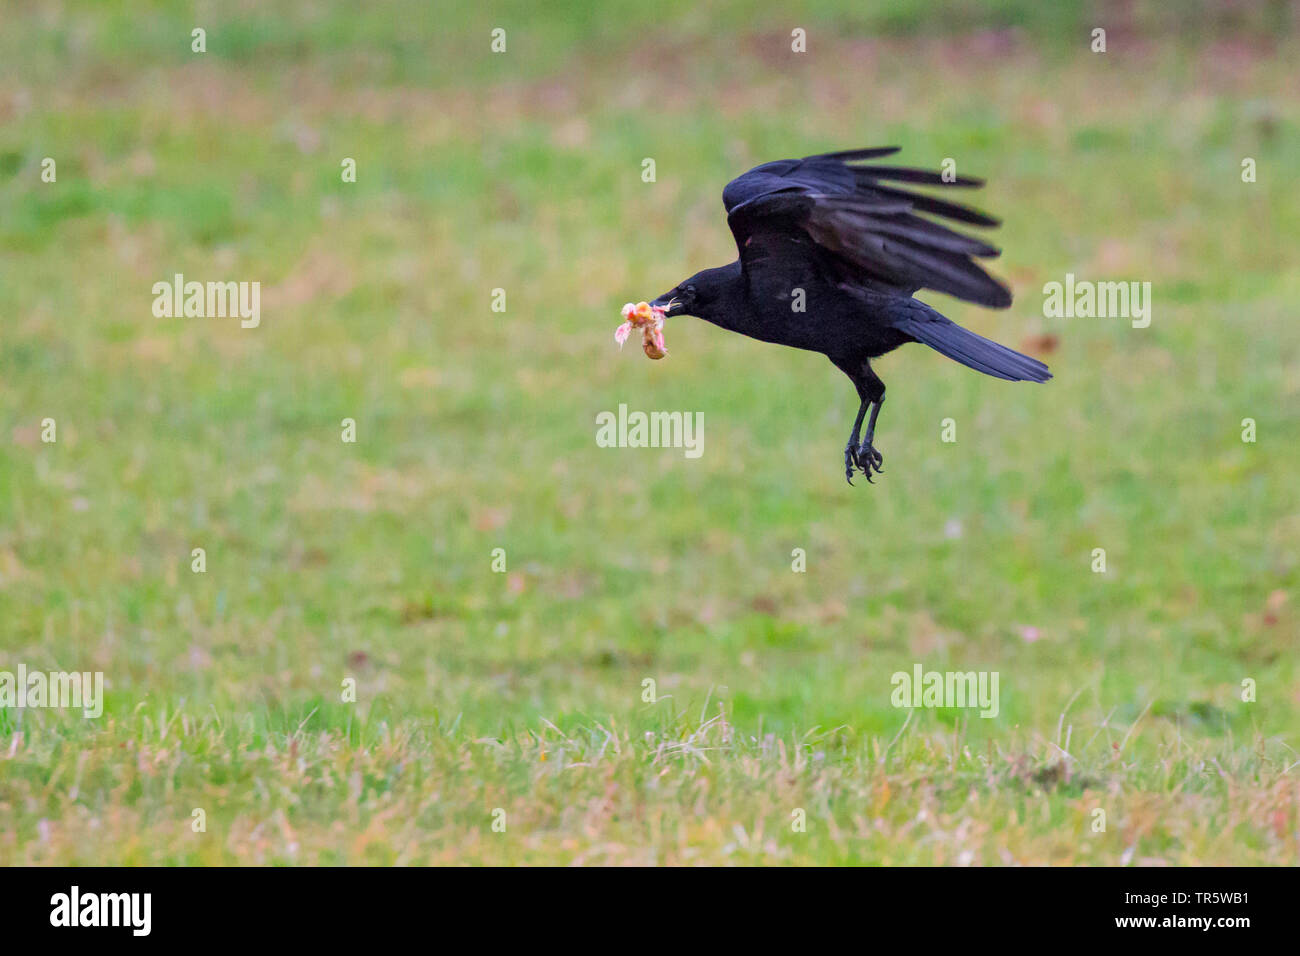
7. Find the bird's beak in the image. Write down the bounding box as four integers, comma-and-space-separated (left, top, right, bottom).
650, 295, 682, 316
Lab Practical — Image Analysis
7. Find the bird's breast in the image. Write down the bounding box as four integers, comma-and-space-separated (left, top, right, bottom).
740, 277, 872, 353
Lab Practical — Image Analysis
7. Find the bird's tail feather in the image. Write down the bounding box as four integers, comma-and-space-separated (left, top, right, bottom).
899, 315, 1051, 382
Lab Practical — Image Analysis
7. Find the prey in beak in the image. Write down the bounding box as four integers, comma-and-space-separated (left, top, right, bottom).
615, 300, 673, 360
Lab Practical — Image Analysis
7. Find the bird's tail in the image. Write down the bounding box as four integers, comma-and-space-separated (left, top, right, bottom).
897, 310, 1051, 382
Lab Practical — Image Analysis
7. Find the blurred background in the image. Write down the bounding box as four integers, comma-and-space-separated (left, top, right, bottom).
0, 1, 1297, 864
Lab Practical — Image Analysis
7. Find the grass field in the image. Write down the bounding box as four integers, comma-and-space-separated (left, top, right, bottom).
1, 1, 1298, 865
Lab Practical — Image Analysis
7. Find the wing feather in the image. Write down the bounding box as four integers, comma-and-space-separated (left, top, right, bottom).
725, 148, 1011, 307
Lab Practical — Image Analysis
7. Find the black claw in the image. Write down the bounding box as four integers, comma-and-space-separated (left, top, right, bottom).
846, 439, 887, 485
853, 441, 885, 480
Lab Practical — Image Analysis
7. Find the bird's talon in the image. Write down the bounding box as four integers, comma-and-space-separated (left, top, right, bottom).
844, 443, 859, 484
854, 441, 885, 479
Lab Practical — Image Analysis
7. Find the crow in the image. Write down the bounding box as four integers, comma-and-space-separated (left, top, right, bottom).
639, 147, 1050, 484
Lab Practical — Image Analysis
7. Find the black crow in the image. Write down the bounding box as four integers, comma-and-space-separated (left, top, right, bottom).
632, 147, 1051, 484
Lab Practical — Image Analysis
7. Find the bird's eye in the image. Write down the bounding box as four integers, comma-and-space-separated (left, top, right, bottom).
685, 285, 697, 298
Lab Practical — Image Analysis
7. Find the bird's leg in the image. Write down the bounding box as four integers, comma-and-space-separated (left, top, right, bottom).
854, 364, 886, 481
832, 357, 886, 484
844, 399, 870, 484
857, 395, 884, 473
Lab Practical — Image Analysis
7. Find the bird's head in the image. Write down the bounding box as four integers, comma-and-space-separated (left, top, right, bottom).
650, 269, 718, 318
618, 266, 740, 360
652, 263, 745, 316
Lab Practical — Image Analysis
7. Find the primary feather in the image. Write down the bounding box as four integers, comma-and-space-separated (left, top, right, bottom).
724, 148, 1011, 307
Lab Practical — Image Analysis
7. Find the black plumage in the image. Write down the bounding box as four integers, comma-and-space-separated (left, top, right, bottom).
646, 147, 1051, 483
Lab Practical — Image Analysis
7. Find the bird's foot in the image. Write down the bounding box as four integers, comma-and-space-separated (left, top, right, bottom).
851, 440, 884, 483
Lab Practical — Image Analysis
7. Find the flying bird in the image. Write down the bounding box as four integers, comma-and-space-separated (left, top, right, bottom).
630, 147, 1050, 484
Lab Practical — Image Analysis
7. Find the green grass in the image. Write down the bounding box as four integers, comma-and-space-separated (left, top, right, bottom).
1, 1, 1298, 864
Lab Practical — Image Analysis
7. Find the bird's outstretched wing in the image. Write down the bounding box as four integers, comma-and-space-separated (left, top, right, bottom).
723, 147, 1012, 308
